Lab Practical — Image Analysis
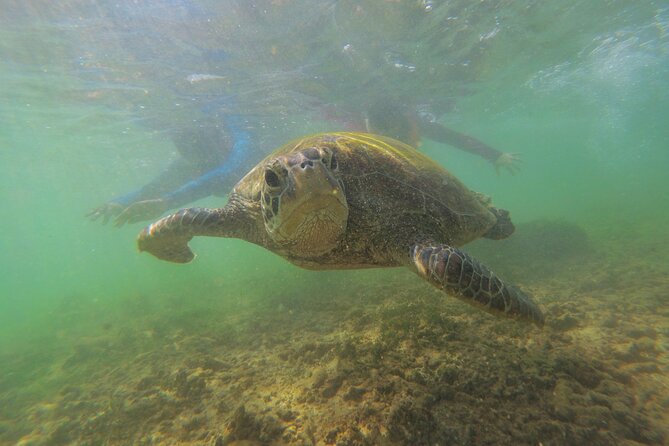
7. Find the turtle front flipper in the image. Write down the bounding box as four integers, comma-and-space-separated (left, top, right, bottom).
138, 207, 225, 263
137, 207, 236, 263
138, 194, 260, 263
410, 244, 545, 327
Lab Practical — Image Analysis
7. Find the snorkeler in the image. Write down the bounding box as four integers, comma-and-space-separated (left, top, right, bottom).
364, 97, 521, 175
88, 115, 253, 226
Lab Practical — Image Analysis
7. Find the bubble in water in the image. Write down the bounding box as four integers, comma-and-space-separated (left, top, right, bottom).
421, 0, 434, 13
383, 51, 416, 73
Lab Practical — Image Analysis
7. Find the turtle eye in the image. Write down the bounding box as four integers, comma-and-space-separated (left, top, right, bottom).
264, 169, 280, 188
322, 150, 338, 171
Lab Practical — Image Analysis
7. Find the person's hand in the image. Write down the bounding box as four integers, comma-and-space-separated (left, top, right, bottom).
87, 202, 124, 224
114, 199, 168, 227
493, 152, 522, 175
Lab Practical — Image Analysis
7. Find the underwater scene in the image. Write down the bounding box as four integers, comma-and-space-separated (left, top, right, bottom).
1, 1, 668, 445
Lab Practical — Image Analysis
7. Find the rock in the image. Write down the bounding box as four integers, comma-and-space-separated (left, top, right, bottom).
324, 427, 340, 443
550, 314, 579, 331
281, 425, 298, 442
624, 327, 657, 339
627, 362, 660, 374
387, 398, 439, 444
343, 386, 366, 402
124, 397, 159, 419
600, 316, 618, 328
193, 357, 229, 372
551, 379, 577, 422
181, 414, 206, 432
135, 375, 160, 391
610, 401, 633, 424
276, 406, 297, 422
321, 375, 344, 398
553, 354, 602, 388
208, 434, 225, 446
226, 405, 283, 443
227, 406, 259, 441
173, 369, 208, 400
47, 419, 77, 446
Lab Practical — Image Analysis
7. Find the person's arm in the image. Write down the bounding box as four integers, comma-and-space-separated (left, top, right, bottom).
418, 120, 521, 175
159, 162, 238, 209
114, 156, 197, 205
419, 120, 501, 161
113, 116, 252, 226
87, 155, 198, 224
162, 115, 251, 208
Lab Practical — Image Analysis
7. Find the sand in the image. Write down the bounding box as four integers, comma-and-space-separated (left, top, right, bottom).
1, 220, 667, 446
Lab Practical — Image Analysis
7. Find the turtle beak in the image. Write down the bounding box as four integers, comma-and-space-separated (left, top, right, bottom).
269, 154, 348, 255
289, 159, 344, 206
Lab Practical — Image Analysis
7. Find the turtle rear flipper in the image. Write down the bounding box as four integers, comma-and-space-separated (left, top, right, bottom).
484, 207, 514, 240
411, 244, 544, 327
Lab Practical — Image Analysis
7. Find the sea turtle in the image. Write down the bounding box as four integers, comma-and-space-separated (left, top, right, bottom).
137, 132, 544, 326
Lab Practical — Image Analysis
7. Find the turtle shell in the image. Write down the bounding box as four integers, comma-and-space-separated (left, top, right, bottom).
233, 132, 497, 269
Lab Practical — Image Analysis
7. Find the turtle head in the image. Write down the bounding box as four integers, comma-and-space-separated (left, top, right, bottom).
260, 146, 348, 256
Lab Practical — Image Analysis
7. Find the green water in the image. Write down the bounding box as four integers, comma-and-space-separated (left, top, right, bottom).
1, 1, 668, 444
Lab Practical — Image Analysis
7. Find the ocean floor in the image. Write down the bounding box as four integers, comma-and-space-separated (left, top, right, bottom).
1, 220, 667, 446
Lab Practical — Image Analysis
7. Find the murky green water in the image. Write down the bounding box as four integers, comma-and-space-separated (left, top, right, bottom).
1, 1, 668, 444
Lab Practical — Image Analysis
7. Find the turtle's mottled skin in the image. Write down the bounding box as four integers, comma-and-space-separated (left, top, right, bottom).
138, 132, 544, 326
